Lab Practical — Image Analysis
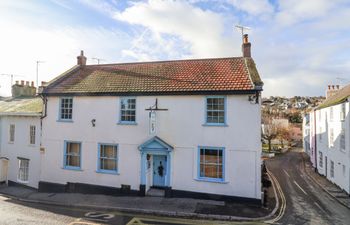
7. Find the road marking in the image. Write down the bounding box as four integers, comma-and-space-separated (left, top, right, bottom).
283, 169, 290, 177
265, 169, 287, 224
126, 218, 146, 225
294, 181, 308, 195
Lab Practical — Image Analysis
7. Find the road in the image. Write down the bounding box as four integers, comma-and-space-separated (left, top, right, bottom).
0, 194, 265, 225
1, 149, 349, 225
266, 148, 350, 225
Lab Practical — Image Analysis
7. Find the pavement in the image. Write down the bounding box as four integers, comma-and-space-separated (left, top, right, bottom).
0, 183, 276, 222
266, 148, 350, 225
302, 153, 350, 209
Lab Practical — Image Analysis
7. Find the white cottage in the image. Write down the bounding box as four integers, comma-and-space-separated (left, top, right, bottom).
39, 35, 264, 202
305, 84, 350, 194
0, 81, 42, 189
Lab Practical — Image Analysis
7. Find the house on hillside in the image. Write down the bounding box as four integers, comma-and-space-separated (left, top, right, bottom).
305, 84, 350, 194
0, 81, 42, 188
38, 35, 264, 202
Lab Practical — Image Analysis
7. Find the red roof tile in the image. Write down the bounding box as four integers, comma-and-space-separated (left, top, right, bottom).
43, 57, 263, 95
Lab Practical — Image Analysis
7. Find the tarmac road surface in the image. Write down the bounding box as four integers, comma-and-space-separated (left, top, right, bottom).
266, 148, 350, 225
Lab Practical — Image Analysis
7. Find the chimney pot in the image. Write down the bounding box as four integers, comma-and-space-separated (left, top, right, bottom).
243, 34, 249, 44
21, 80, 24, 86
15, 81, 19, 85
26, 81, 29, 86
332, 85, 335, 89
31, 81, 34, 87
336, 85, 340, 89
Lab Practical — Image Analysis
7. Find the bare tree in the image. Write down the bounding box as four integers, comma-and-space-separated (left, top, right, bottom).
262, 116, 278, 152
276, 126, 290, 148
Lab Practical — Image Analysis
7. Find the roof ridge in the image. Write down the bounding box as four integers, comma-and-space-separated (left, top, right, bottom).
87, 56, 244, 67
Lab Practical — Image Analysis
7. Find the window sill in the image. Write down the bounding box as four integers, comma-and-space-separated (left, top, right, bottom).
194, 178, 228, 184
57, 119, 74, 123
96, 170, 119, 175
28, 144, 36, 147
62, 166, 83, 171
8, 142, 14, 144
202, 123, 228, 127
117, 122, 137, 125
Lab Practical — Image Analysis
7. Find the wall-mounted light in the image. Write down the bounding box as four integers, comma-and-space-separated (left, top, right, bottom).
91, 119, 96, 127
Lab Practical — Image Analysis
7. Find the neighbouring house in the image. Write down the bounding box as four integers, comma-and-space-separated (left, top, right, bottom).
38, 34, 264, 202
0, 81, 42, 188
302, 113, 311, 156
305, 83, 350, 194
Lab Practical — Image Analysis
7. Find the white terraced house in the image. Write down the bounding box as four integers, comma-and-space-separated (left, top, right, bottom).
37, 35, 264, 203
0, 81, 42, 189
305, 84, 350, 195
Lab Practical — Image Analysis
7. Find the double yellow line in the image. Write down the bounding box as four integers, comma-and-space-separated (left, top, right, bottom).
264, 169, 286, 224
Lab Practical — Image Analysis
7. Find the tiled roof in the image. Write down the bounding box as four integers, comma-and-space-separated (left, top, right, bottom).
0, 97, 42, 115
317, 83, 350, 109
42, 57, 263, 96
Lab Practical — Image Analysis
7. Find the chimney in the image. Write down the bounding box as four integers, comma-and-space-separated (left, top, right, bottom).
242, 34, 251, 57
326, 84, 341, 99
38, 81, 48, 94
77, 50, 87, 66
12, 81, 36, 98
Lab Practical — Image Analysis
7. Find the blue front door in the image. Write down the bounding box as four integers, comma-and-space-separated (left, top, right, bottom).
153, 155, 166, 187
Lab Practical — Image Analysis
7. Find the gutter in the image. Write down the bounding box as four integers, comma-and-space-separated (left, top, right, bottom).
0, 112, 41, 116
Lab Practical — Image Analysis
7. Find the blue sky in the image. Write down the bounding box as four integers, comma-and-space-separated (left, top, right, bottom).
0, 0, 349, 97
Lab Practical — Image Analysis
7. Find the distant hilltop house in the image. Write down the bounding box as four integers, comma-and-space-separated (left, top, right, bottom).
0, 81, 42, 188
304, 83, 350, 194
36, 34, 264, 202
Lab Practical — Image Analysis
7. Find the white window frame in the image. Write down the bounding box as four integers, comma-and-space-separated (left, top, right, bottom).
329, 107, 334, 122
29, 125, 36, 145
330, 161, 334, 178
319, 151, 323, 168
329, 128, 334, 147
17, 158, 29, 183
340, 129, 345, 151
340, 103, 346, 121
9, 124, 15, 143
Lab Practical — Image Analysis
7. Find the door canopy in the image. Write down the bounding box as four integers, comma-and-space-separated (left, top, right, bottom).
138, 136, 173, 153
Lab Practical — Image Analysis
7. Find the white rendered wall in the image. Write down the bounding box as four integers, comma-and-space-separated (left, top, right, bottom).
315, 102, 350, 194
0, 116, 41, 188
41, 95, 262, 199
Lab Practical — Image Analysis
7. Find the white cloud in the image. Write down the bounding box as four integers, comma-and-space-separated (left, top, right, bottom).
275, 0, 348, 26
0, 20, 130, 96
114, 0, 239, 60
